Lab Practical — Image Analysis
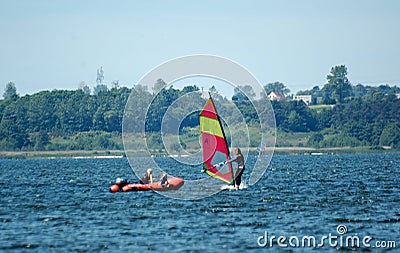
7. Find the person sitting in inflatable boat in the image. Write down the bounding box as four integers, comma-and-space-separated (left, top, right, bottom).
139, 168, 153, 184
160, 173, 169, 188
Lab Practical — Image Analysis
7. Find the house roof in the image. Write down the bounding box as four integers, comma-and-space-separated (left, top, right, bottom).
268, 91, 286, 99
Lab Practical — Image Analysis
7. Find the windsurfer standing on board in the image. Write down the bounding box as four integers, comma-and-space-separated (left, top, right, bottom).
227, 148, 245, 190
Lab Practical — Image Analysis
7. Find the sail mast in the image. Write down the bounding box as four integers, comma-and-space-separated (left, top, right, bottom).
208, 93, 234, 182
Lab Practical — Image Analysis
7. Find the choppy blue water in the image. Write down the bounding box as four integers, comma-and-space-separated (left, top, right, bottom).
1, 153, 399, 252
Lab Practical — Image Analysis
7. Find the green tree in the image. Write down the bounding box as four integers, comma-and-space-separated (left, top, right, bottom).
0, 102, 30, 150
33, 130, 50, 150
273, 100, 318, 132
78, 81, 91, 95
93, 84, 108, 95
103, 110, 119, 132
209, 85, 218, 96
153, 78, 167, 94
146, 86, 180, 132
238, 85, 256, 99
124, 85, 152, 133
232, 87, 247, 101
232, 85, 256, 102
319, 133, 363, 148
353, 83, 367, 98
321, 83, 336, 104
180, 85, 199, 95
325, 65, 352, 104
285, 111, 304, 131
264, 82, 290, 96
380, 124, 400, 148
297, 85, 322, 100
307, 133, 324, 147
3, 82, 18, 100
26, 91, 57, 133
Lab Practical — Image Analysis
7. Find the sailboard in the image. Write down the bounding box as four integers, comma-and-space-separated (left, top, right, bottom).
200, 95, 235, 185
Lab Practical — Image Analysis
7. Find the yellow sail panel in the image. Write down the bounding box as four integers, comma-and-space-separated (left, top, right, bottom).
200, 117, 224, 138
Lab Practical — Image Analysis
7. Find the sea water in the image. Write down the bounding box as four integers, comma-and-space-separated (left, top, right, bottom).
0, 154, 399, 252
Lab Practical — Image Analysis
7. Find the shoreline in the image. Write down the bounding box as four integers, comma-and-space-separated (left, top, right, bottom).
0, 146, 398, 159
0, 150, 126, 159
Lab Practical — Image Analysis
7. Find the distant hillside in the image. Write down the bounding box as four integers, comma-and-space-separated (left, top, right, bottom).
0, 83, 399, 152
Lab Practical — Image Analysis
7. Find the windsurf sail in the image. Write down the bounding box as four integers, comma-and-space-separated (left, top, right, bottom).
200, 95, 234, 185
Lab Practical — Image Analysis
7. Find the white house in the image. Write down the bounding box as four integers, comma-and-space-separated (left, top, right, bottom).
294, 95, 313, 105
267, 91, 286, 101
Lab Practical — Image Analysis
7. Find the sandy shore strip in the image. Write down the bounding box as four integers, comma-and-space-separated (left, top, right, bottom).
0, 150, 126, 159
0, 146, 396, 159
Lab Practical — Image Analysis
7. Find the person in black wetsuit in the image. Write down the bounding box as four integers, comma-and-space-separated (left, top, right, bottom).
227, 148, 245, 190
139, 168, 153, 184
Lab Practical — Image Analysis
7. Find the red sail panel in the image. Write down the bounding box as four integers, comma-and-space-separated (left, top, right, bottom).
200, 98, 218, 119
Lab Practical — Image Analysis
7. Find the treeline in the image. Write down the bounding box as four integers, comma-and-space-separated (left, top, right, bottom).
0, 84, 209, 151
263, 96, 399, 149
297, 82, 400, 104
320, 94, 400, 148
0, 88, 131, 150
1, 78, 399, 151
293, 65, 400, 148
279, 94, 400, 148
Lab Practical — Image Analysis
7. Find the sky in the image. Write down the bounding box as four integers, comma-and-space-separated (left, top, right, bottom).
0, 0, 399, 96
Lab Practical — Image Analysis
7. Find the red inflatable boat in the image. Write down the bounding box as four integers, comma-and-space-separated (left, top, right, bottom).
110, 177, 184, 193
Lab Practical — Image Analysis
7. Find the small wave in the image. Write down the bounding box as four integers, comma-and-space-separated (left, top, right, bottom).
334, 217, 372, 223
1, 218, 12, 222
378, 218, 400, 223
1, 244, 39, 250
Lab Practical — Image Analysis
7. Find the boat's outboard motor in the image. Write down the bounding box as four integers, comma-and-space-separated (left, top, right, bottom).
109, 178, 128, 193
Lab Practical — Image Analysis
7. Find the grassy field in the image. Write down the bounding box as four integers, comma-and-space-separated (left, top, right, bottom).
308, 104, 334, 112
1, 126, 398, 159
